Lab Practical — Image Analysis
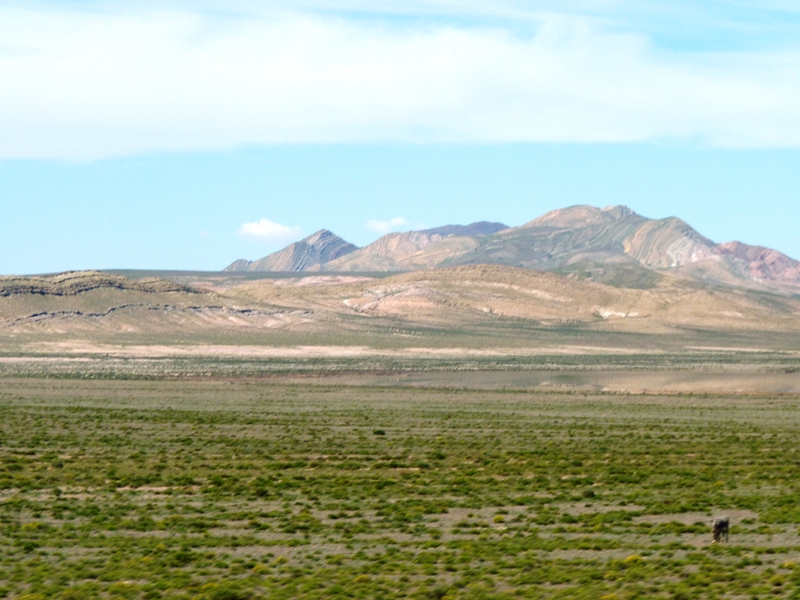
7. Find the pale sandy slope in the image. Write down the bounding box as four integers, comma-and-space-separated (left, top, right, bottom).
229, 264, 800, 335
3, 267, 800, 354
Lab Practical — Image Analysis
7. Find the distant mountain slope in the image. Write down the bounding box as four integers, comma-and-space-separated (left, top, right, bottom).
716, 241, 800, 282
509, 205, 800, 293
419, 221, 508, 237
523, 204, 632, 229
222, 207, 800, 296
440, 205, 716, 271
323, 231, 481, 272
228, 222, 506, 273
318, 205, 716, 274
225, 230, 357, 272
317, 205, 800, 296
323, 222, 508, 272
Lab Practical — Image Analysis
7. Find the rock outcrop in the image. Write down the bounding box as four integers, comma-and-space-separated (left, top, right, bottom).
0, 270, 191, 296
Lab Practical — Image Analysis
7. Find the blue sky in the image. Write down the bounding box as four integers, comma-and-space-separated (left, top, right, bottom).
1, 1, 799, 273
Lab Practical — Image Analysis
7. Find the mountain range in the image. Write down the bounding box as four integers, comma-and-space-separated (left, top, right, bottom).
226, 205, 800, 296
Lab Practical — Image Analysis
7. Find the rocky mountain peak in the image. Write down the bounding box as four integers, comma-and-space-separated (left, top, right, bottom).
600, 205, 636, 219
224, 230, 358, 272
523, 204, 636, 229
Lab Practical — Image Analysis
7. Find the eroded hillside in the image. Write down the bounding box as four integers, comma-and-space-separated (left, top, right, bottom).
231, 264, 800, 335
3, 267, 800, 356
0, 271, 302, 339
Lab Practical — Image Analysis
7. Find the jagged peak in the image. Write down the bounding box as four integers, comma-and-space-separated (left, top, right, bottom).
224, 229, 358, 272
303, 229, 341, 246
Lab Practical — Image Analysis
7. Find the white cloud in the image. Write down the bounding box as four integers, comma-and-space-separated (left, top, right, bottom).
238, 219, 302, 241
366, 217, 409, 233
2, 5, 800, 159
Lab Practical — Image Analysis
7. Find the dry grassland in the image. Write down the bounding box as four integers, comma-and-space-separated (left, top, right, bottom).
0, 377, 797, 599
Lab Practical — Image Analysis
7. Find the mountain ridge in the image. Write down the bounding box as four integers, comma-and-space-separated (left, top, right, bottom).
224, 206, 800, 296
419, 221, 508, 237
225, 229, 357, 272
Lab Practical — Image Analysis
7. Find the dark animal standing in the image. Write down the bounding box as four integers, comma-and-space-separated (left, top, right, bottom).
712, 517, 729, 543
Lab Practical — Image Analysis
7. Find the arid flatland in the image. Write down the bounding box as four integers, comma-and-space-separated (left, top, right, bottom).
0, 378, 797, 599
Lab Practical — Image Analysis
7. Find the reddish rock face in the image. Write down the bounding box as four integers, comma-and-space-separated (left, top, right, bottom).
716, 241, 800, 283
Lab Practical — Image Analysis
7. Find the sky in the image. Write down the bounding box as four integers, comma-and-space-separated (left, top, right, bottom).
1, 0, 799, 273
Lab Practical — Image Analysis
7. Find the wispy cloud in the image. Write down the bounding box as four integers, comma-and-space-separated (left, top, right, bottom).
238, 219, 302, 241
2, 4, 800, 159
366, 217, 409, 234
